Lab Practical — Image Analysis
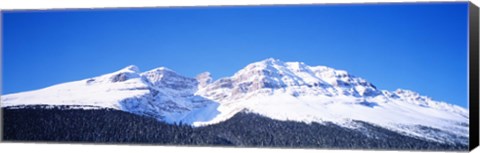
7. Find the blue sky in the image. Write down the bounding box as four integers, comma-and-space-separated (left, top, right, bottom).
2, 2, 470, 108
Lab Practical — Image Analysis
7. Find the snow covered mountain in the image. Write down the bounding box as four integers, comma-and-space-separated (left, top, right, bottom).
1, 58, 469, 145
1, 65, 219, 124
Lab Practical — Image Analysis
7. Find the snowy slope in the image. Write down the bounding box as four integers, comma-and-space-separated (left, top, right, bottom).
136, 67, 219, 124
193, 58, 469, 144
1, 58, 469, 145
1, 65, 219, 124
1, 65, 150, 109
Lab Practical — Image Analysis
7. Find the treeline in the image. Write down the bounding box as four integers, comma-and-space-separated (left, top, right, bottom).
2, 105, 468, 151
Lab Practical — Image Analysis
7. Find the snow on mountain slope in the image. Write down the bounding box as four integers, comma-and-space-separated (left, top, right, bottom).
1, 65, 150, 109
193, 58, 469, 144
197, 58, 381, 102
134, 67, 219, 124
1, 65, 219, 124
1, 58, 469, 144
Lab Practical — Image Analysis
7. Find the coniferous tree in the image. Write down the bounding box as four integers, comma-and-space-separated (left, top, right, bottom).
2, 105, 468, 151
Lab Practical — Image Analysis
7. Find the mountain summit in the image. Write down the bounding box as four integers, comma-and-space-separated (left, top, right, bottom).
198, 58, 380, 102
1, 58, 469, 145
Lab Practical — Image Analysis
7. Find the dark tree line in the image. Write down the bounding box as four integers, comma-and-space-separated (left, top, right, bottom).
2, 105, 468, 151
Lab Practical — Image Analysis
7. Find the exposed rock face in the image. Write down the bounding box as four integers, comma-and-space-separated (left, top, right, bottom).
197, 58, 382, 102
141, 67, 198, 93
196, 72, 212, 89
109, 65, 141, 83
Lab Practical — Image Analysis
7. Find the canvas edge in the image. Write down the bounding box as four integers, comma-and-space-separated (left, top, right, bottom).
469, 1, 480, 151
0, 2, 476, 152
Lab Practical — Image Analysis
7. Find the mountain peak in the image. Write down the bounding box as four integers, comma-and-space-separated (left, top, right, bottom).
262, 57, 280, 63
196, 72, 213, 88
252, 58, 284, 67
254, 58, 311, 74
148, 66, 174, 72
119, 65, 140, 73
104, 65, 141, 83
395, 89, 418, 95
203, 58, 385, 100
141, 66, 198, 91
141, 66, 177, 80
393, 89, 432, 102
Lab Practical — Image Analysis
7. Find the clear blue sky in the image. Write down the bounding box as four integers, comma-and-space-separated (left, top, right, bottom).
2, 2, 470, 108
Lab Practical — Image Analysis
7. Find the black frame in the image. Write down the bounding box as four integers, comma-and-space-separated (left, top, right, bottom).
469, 1, 479, 151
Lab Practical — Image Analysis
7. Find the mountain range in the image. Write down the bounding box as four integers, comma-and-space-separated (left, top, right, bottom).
1, 58, 469, 149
